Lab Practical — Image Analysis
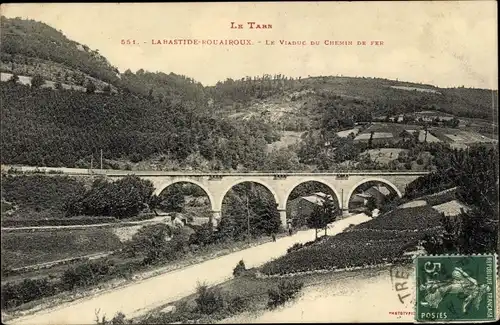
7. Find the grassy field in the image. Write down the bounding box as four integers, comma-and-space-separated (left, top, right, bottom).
1, 228, 123, 269
430, 128, 497, 145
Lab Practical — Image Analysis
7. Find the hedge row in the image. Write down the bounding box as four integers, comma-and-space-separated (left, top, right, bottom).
1, 216, 118, 227
124, 213, 157, 222
1, 258, 144, 310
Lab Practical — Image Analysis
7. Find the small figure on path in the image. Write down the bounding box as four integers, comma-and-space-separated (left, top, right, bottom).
271, 233, 276, 242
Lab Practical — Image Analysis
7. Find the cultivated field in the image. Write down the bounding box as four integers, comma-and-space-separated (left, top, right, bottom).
389, 86, 441, 94
431, 200, 469, 217
354, 123, 423, 142
417, 130, 441, 143
354, 132, 393, 140
336, 128, 360, 138
1, 228, 123, 269
430, 128, 497, 146
261, 205, 441, 276
0, 72, 88, 92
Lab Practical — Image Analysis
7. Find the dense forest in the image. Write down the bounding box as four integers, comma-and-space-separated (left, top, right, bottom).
0, 83, 280, 169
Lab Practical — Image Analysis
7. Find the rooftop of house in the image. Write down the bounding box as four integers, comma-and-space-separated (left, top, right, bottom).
365, 187, 385, 198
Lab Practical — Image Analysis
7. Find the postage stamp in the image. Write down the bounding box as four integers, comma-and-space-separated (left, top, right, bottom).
415, 254, 497, 322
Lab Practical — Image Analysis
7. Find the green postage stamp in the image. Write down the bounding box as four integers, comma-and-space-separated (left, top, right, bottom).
416, 254, 497, 322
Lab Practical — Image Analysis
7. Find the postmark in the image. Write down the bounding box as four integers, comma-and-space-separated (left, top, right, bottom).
415, 254, 497, 322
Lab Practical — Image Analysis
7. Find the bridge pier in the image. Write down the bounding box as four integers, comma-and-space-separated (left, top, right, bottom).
212, 211, 221, 228
278, 209, 287, 230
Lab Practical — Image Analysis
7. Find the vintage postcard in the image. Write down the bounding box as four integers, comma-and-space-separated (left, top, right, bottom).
0, 1, 498, 324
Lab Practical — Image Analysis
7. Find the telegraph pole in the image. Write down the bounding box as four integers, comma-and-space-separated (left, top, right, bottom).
246, 195, 251, 244
341, 188, 344, 216
100, 149, 103, 170
90, 156, 93, 174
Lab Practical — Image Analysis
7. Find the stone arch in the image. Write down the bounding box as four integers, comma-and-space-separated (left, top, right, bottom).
283, 179, 342, 209
345, 177, 402, 211
154, 179, 216, 212
218, 179, 281, 212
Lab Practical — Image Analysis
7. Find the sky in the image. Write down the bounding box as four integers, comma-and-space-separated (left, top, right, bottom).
1, 2, 498, 89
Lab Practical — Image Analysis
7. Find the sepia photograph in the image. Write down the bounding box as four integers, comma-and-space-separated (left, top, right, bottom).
0, 1, 498, 324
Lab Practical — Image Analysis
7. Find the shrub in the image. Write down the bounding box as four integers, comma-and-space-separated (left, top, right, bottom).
123, 224, 172, 260
30, 75, 45, 88
232, 260, 246, 277
267, 279, 304, 309
287, 243, 304, 254
195, 283, 224, 315
227, 295, 247, 313
189, 222, 216, 247
61, 259, 114, 291
1, 278, 58, 309
95, 310, 130, 325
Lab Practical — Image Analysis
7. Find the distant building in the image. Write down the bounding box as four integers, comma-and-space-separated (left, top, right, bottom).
363, 187, 386, 206
287, 192, 335, 227
349, 185, 390, 211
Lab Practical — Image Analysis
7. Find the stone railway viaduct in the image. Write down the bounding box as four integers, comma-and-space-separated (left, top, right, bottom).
1, 166, 430, 226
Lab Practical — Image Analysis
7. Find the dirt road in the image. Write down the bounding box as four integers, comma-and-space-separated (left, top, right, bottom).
7, 214, 371, 325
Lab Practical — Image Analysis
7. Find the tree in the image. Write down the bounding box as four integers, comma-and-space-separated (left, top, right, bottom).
307, 196, 336, 239
160, 191, 185, 212
368, 131, 375, 148
30, 75, 45, 88
448, 117, 460, 128
103, 84, 112, 95
399, 130, 411, 142
86, 81, 96, 94
407, 146, 498, 254
365, 196, 377, 213
189, 222, 216, 247
65, 175, 154, 218
8, 73, 19, 84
